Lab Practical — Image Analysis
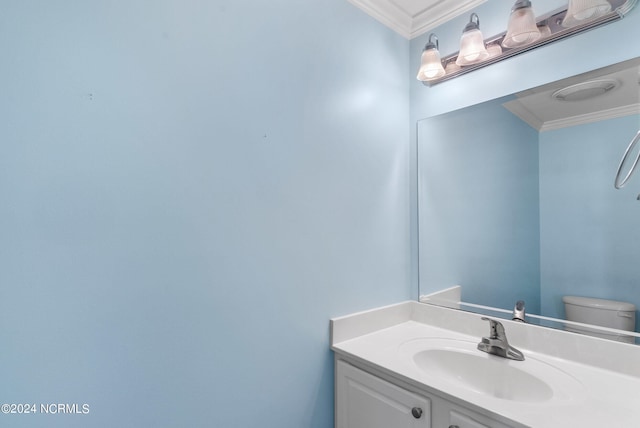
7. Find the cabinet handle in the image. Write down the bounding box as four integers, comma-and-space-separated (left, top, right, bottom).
411, 407, 423, 419
448, 425, 460, 428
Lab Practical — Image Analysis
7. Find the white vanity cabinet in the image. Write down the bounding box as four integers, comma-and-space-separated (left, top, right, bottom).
336, 360, 430, 427
336, 359, 515, 428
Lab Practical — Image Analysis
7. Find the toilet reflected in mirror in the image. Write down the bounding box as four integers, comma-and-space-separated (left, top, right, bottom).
563, 296, 636, 343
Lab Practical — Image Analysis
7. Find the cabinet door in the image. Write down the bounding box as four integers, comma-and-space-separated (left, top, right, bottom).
336, 360, 431, 428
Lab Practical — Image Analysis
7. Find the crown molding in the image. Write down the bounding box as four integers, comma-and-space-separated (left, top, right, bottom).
347, 0, 486, 40
410, 0, 487, 39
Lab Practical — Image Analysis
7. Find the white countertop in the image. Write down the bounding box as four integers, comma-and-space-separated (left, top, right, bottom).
331, 301, 640, 428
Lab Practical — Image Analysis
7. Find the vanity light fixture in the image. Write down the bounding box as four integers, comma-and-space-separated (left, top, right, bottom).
455, 13, 489, 66
416, 33, 446, 81
420, 0, 636, 86
502, 0, 541, 48
562, 0, 612, 27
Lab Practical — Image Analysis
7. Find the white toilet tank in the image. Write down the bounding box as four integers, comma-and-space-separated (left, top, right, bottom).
563, 296, 636, 343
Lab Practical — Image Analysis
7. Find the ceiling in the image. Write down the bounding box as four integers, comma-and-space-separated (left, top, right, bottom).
503, 58, 640, 131
347, 0, 486, 39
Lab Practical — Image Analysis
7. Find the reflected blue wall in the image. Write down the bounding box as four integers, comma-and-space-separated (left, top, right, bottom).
540, 115, 640, 329
0, 1, 410, 427
418, 103, 640, 327
418, 98, 541, 314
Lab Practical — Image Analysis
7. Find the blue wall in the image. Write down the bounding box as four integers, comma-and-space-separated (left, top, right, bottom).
417, 97, 541, 313
0, 1, 410, 427
540, 115, 640, 329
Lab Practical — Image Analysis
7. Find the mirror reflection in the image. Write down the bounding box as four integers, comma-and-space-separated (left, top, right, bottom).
418, 57, 640, 343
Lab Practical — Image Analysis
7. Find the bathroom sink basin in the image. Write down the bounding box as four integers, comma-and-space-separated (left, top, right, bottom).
399, 338, 584, 404
413, 348, 552, 402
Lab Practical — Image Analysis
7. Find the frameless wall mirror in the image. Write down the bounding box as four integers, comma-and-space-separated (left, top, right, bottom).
417, 57, 640, 344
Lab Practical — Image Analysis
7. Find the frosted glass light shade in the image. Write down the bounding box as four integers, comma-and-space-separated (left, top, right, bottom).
456, 29, 489, 66
562, 0, 611, 27
502, 2, 541, 48
416, 49, 445, 81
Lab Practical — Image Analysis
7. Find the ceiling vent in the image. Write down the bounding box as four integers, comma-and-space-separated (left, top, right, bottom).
552, 79, 620, 102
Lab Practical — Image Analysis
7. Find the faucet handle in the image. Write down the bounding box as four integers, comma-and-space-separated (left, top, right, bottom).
480, 317, 506, 340
479, 317, 525, 361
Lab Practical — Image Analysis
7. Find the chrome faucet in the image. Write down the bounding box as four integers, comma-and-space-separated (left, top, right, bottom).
512, 300, 526, 322
477, 317, 525, 361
